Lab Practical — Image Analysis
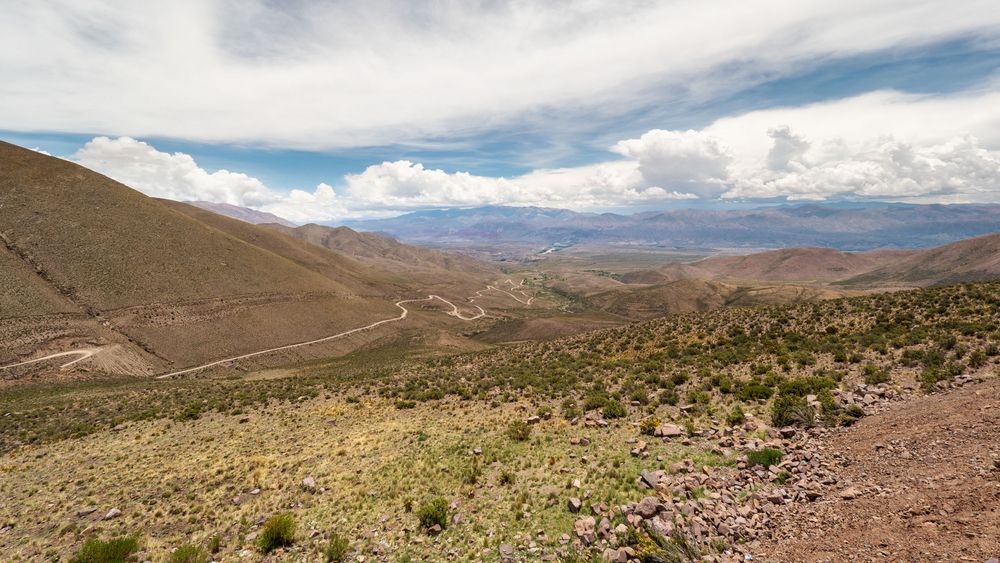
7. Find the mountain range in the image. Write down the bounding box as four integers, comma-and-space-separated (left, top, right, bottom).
346, 203, 1000, 251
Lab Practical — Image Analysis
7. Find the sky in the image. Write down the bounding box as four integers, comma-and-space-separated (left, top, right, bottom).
3, 0, 1000, 223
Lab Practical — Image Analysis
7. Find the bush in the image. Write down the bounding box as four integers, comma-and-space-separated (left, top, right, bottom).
498, 469, 515, 485
602, 399, 627, 419
258, 513, 296, 553
726, 404, 745, 427
207, 535, 222, 555
862, 363, 890, 385
394, 400, 416, 409
323, 532, 350, 562
560, 398, 580, 419
416, 497, 448, 532
839, 404, 865, 426
771, 395, 815, 427
639, 416, 660, 436
169, 545, 208, 563
506, 420, 531, 442
747, 448, 783, 468
71, 536, 140, 563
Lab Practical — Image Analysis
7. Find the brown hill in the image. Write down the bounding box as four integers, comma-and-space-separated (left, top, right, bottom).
0, 142, 408, 370
186, 201, 297, 227
841, 232, 1000, 287
267, 223, 498, 276
694, 247, 915, 282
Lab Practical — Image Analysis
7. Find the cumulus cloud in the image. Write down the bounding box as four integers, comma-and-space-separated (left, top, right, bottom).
71, 137, 350, 222
611, 130, 732, 198
3, 1, 1000, 148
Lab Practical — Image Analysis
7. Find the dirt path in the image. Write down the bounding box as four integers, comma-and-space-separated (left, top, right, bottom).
3, 281, 533, 379
0, 348, 100, 370
756, 379, 1000, 562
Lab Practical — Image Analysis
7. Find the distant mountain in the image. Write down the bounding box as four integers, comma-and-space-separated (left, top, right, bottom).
264, 223, 498, 277
187, 201, 297, 227
347, 204, 1000, 251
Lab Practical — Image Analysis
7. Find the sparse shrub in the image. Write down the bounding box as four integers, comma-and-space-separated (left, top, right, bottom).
506, 420, 531, 442
169, 545, 208, 563
658, 387, 679, 406
402, 497, 414, 512
839, 404, 865, 426
461, 463, 482, 485
416, 497, 448, 531
536, 405, 553, 419
771, 394, 815, 427
639, 416, 661, 435
968, 350, 987, 369
394, 400, 416, 409
323, 532, 350, 562
862, 363, 889, 385
71, 536, 139, 563
602, 399, 627, 419
560, 397, 580, 419
207, 535, 222, 554
747, 447, 783, 468
498, 470, 515, 485
726, 404, 745, 427
258, 513, 296, 553
582, 392, 608, 411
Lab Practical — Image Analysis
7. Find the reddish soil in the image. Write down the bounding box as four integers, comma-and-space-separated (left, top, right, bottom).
757, 379, 1000, 562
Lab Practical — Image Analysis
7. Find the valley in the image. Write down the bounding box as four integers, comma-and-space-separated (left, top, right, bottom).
2, 142, 1000, 562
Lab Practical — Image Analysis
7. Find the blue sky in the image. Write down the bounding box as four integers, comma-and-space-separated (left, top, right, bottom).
3, 1, 1000, 222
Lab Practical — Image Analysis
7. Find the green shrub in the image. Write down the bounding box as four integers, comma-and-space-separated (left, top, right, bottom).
839, 404, 865, 426
498, 470, 515, 485
639, 416, 660, 436
726, 404, 745, 427
658, 388, 679, 406
747, 448, 783, 468
323, 532, 350, 562
560, 398, 580, 419
506, 420, 531, 442
169, 545, 208, 563
258, 513, 296, 553
862, 363, 890, 385
70, 536, 140, 563
416, 497, 448, 531
394, 400, 416, 409
602, 399, 627, 419
207, 535, 222, 555
771, 395, 815, 427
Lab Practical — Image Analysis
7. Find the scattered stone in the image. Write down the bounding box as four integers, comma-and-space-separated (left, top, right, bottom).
839, 486, 862, 500
526, 416, 541, 425
302, 476, 316, 491
103, 508, 121, 520
568, 497, 582, 513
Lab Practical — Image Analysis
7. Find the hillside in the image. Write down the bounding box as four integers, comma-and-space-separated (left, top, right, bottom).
842, 232, 1000, 287
0, 142, 408, 369
266, 223, 499, 277
186, 201, 297, 227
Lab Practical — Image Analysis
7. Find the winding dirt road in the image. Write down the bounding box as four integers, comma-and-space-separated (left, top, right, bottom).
2, 280, 536, 379
0, 349, 100, 371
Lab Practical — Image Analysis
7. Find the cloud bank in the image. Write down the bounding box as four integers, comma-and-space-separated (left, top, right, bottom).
71, 87, 1000, 222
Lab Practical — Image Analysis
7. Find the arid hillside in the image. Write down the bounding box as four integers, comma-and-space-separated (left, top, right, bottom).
842, 232, 1000, 287
0, 142, 498, 374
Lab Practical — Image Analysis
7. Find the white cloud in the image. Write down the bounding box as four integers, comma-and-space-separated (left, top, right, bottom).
71, 136, 350, 222
66, 84, 1000, 221
611, 130, 733, 198
3, 1, 1000, 148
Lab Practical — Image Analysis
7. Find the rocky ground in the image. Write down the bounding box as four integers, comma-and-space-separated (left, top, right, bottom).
582, 374, 1000, 563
